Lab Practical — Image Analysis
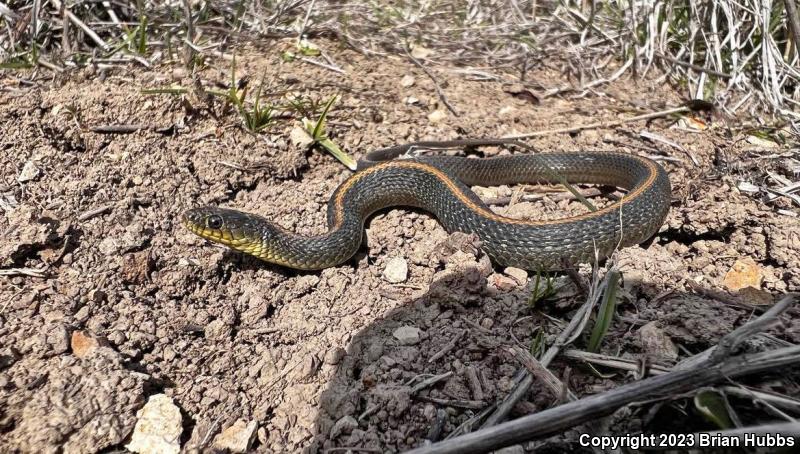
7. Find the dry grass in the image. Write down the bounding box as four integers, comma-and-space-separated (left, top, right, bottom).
1, 1, 799, 130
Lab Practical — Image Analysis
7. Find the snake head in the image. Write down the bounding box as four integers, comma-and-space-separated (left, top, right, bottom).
182, 206, 282, 261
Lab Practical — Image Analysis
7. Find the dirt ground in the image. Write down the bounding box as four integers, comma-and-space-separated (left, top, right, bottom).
1, 39, 799, 453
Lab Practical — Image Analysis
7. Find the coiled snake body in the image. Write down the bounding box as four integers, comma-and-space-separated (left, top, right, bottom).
183, 139, 671, 270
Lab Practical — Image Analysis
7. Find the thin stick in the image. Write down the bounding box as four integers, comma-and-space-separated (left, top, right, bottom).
429, 330, 465, 363
297, 0, 316, 42
405, 48, 460, 117
0, 268, 47, 278
783, 0, 800, 58
298, 56, 345, 74
65, 9, 109, 51
481, 272, 605, 427
77, 203, 113, 221
406, 344, 800, 454
405, 295, 798, 454
90, 124, 147, 134
655, 53, 733, 79
502, 106, 691, 139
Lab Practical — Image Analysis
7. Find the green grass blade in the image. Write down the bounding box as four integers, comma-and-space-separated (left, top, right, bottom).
312, 95, 337, 139
587, 270, 620, 352
694, 389, 734, 429
317, 137, 357, 170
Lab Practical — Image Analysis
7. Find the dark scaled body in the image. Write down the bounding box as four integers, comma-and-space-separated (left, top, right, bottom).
184, 149, 671, 271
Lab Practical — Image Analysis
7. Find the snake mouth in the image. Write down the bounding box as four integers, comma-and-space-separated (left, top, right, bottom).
182, 207, 272, 258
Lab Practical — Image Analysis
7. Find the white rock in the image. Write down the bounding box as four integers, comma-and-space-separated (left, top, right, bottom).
126, 394, 183, 454
383, 256, 408, 283
212, 419, 258, 453
427, 109, 447, 123
410, 45, 432, 59
393, 326, 421, 345
289, 125, 314, 148
18, 161, 40, 183
400, 74, 416, 87
503, 267, 528, 285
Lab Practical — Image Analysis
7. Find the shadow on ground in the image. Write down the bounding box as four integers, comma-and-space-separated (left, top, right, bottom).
303, 236, 799, 453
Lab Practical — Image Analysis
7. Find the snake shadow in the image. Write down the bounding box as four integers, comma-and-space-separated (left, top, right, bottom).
302, 248, 798, 453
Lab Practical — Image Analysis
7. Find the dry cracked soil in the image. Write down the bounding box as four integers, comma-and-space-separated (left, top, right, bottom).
1, 40, 799, 453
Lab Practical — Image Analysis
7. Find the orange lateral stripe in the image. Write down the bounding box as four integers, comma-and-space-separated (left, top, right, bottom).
331, 153, 659, 228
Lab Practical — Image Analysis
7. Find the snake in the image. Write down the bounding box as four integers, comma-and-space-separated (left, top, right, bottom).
183, 139, 671, 270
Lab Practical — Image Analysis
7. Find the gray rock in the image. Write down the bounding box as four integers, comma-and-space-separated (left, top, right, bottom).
330, 415, 358, 439
392, 326, 421, 346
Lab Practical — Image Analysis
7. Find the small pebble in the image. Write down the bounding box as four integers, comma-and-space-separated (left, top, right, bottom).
383, 257, 408, 283
503, 267, 528, 285
330, 415, 358, 439
427, 110, 447, 123
212, 419, 258, 453
393, 326, 421, 345
324, 347, 346, 365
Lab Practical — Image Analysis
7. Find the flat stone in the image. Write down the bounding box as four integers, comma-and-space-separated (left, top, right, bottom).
383, 256, 408, 283
324, 347, 346, 365
18, 161, 41, 183
503, 267, 528, 285
638, 322, 678, 361
487, 273, 517, 292
212, 419, 258, 453
126, 394, 182, 454
400, 74, 415, 87
330, 415, 358, 439
722, 257, 763, 291
427, 110, 447, 123
289, 125, 314, 148
71, 331, 102, 358
393, 326, 421, 346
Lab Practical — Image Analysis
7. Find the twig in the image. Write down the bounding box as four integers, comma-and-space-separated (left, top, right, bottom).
0, 267, 47, 278
708, 293, 797, 363
298, 56, 345, 74
428, 330, 465, 363
409, 371, 453, 394
562, 349, 672, 376
297, 0, 316, 41
416, 396, 486, 410
507, 346, 575, 399
481, 269, 608, 427
783, 0, 800, 59
405, 48, 459, 116
65, 9, 109, 51
90, 124, 147, 134
639, 130, 700, 166
483, 187, 613, 206
465, 366, 484, 401
502, 106, 690, 139
406, 295, 798, 454
655, 53, 733, 79
77, 203, 113, 221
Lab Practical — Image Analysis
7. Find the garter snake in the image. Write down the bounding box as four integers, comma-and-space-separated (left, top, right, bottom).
183, 139, 671, 270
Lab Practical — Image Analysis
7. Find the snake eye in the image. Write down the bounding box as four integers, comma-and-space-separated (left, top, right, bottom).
206, 215, 224, 229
